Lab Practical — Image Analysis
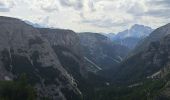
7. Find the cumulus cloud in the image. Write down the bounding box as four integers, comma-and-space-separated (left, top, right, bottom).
87, 0, 96, 12
145, 8, 170, 18
59, 0, 83, 10
0, 0, 170, 33
82, 18, 129, 28
40, 4, 58, 12
149, 0, 170, 7
127, 0, 148, 16
0, 0, 15, 12
144, 0, 170, 18
31, 0, 59, 12
0, 3, 10, 12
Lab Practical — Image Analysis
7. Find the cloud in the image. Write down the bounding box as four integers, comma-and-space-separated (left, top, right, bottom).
127, 0, 148, 16
0, 0, 170, 33
40, 4, 58, 12
81, 18, 131, 28
145, 8, 170, 18
59, 0, 83, 10
80, 11, 134, 29
149, 0, 170, 7
143, 0, 170, 18
0, 0, 15, 12
87, 0, 96, 12
0, 3, 10, 12
38, 0, 59, 12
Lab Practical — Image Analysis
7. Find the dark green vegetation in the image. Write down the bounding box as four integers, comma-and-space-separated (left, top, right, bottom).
0, 48, 81, 100
0, 74, 36, 100
114, 35, 170, 83
52, 35, 170, 100
92, 79, 166, 100
52, 45, 111, 100
53, 45, 93, 100
92, 72, 170, 100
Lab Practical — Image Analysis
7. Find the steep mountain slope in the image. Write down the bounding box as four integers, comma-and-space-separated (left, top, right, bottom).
113, 37, 143, 49
0, 16, 81, 100
38, 28, 82, 56
116, 24, 153, 39
108, 24, 153, 49
131, 23, 170, 56
79, 32, 129, 72
116, 24, 170, 83
91, 24, 170, 100
38, 28, 87, 77
38, 28, 97, 100
106, 33, 115, 40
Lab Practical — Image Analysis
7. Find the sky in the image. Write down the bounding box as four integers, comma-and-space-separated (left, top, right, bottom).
0, 0, 170, 33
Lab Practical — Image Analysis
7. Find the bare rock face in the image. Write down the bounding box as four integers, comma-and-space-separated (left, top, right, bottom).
0, 16, 81, 100
109, 24, 153, 49
38, 28, 82, 56
78, 33, 130, 82
116, 28, 170, 83
79, 32, 129, 72
131, 23, 170, 56
38, 28, 87, 78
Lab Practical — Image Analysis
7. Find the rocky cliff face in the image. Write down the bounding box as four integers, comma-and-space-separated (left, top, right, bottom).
38, 28, 87, 77
115, 24, 170, 83
113, 37, 142, 49
79, 32, 129, 72
108, 24, 153, 49
116, 24, 153, 39
0, 16, 82, 100
131, 23, 170, 56
38, 28, 82, 56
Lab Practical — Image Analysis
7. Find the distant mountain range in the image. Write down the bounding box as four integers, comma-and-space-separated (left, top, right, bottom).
98, 23, 170, 100
1, 16, 170, 100
107, 24, 153, 49
115, 22, 170, 85
115, 24, 153, 39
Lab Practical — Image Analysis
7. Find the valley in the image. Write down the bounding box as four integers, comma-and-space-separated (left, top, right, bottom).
0, 16, 169, 100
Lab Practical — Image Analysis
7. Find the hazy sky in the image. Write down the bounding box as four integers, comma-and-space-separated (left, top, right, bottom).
0, 0, 170, 33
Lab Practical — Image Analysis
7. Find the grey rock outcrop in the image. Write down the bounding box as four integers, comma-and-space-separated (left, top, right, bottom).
115, 24, 170, 83
79, 32, 129, 71
0, 16, 81, 100
108, 24, 153, 49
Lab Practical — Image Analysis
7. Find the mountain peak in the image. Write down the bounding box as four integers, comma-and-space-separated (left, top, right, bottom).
132, 24, 144, 27
115, 24, 153, 39
131, 24, 152, 30
107, 24, 153, 49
